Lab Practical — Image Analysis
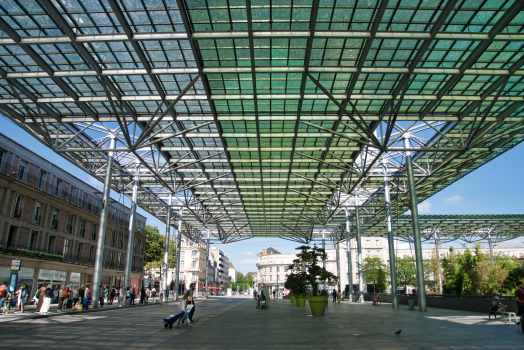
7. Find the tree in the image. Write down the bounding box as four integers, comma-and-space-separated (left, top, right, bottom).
144, 225, 177, 273
363, 257, 389, 292
229, 261, 235, 268
395, 255, 417, 288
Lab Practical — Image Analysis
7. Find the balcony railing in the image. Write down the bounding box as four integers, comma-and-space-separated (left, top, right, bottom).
0, 163, 101, 216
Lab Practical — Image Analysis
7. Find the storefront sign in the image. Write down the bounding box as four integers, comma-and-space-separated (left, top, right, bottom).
38, 269, 67, 281
70, 272, 81, 283
11, 259, 21, 271
0, 267, 34, 279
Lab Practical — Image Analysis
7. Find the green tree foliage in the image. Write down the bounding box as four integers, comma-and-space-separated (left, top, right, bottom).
395, 255, 417, 287
232, 271, 254, 291
440, 245, 516, 295
144, 225, 177, 271
363, 257, 389, 292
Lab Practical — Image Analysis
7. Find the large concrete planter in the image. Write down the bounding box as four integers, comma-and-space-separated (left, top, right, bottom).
290, 294, 296, 303
296, 295, 307, 307
308, 295, 328, 316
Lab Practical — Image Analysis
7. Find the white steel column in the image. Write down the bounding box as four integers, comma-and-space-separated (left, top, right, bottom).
404, 135, 427, 312
355, 207, 364, 303
322, 231, 326, 291
162, 195, 172, 302
345, 208, 353, 302
488, 231, 495, 265
124, 162, 140, 292
382, 160, 398, 308
205, 230, 210, 298
336, 242, 342, 292
92, 136, 116, 309
174, 207, 184, 300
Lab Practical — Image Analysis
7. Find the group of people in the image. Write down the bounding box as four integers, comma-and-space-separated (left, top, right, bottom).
0, 281, 29, 313
177, 283, 196, 328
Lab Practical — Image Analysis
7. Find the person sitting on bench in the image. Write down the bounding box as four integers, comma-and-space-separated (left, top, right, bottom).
373, 292, 381, 305
255, 291, 266, 309
490, 293, 507, 318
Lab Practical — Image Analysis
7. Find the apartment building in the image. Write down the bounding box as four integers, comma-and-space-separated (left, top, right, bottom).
0, 134, 147, 295
209, 247, 231, 291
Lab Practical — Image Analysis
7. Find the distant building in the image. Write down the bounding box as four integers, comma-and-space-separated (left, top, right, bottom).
210, 247, 231, 290
228, 268, 237, 283
0, 133, 147, 296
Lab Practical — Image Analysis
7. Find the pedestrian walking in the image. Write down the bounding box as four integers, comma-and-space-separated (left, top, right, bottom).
52, 287, 59, 304
177, 291, 192, 328
125, 287, 131, 306
151, 287, 157, 303
36, 282, 47, 312
99, 285, 105, 307
131, 288, 136, 305
73, 286, 79, 306
140, 286, 146, 304
273, 289, 276, 301
119, 286, 125, 307
40, 285, 53, 314
110, 288, 115, 305
146, 287, 150, 303
78, 285, 85, 303
0, 281, 7, 309
18, 284, 28, 313
332, 289, 337, 303
57, 285, 65, 312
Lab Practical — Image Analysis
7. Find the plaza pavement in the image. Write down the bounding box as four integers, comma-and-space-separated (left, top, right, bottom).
0, 296, 522, 349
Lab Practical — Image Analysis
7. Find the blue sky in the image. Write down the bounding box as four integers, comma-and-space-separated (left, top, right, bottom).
2, 115, 524, 273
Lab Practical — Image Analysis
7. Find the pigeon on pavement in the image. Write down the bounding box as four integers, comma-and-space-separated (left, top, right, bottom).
394, 329, 401, 335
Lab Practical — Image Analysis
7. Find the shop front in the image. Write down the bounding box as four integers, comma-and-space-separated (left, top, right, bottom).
0, 267, 35, 296
37, 269, 67, 291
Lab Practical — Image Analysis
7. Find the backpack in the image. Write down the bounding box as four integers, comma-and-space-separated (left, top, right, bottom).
0, 286, 6, 297
82, 297, 89, 309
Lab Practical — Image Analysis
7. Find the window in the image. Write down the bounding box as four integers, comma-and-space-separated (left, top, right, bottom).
0, 149, 4, 168
6, 226, 17, 248
134, 239, 137, 252
376, 240, 379, 247
29, 230, 38, 251
120, 212, 124, 225
181, 261, 184, 268
181, 251, 185, 258
88, 246, 95, 264
140, 241, 143, 254
192, 251, 197, 257
34, 202, 42, 224
119, 234, 123, 249
47, 235, 55, 254
91, 223, 97, 240
94, 199, 99, 214
37, 170, 46, 189
191, 261, 197, 268
66, 214, 74, 234
277, 266, 280, 272
54, 178, 62, 196
269, 267, 272, 273
76, 243, 83, 263
82, 193, 88, 209
63, 239, 71, 257
110, 230, 115, 246
269, 275, 272, 281
284, 266, 288, 272
79, 218, 85, 237
191, 273, 197, 281
117, 252, 122, 267
50, 211, 58, 229
12, 195, 22, 218
18, 160, 27, 181
70, 186, 77, 204
270, 258, 273, 264
112, 208, 117, 221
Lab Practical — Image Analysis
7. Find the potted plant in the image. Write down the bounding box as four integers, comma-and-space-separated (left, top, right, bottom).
289, 245, 338, 316
284, 272, 306, 305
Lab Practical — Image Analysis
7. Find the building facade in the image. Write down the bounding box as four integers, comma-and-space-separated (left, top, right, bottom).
209, 247, 231, 291
0, 134, 147, 296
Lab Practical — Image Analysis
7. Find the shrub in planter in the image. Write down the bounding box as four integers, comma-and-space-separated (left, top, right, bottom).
288, 245, 339, 315
284, 271, 307, 306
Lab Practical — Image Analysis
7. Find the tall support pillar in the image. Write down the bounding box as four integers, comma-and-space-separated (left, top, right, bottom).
404, 135, 427, 312
205, 230, 210, 298
124, 162, 140, 293
382, 161, 398, 308
322, 231, 326, 291
92, 136, 116, 309
488, 232, 495, 265
435, 231, 442, 294
174, 207, 184, 300
355, 208, 364, 303
336, 242, 342, 292
162, 195, 172, 302
344, 208, 353, 302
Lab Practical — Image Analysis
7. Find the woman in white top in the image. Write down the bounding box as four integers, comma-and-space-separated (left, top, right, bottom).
177, 291, 192, 328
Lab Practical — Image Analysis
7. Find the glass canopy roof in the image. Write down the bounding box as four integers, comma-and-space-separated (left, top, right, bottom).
0, 0, 523, 243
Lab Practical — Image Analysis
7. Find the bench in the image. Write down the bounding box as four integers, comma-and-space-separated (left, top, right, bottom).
372, 299, 382, 305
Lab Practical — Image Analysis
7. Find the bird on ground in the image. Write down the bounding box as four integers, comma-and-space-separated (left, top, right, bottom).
394, 329, 401, 335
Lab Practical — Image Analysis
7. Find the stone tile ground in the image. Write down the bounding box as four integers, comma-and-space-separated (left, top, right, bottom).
0, 296, 522, 349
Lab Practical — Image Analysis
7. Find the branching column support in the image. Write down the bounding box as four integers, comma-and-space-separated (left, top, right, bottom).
174, 207, 184, 300
345, 208, 353, 302
124, 162, 140, 292
355, 208, 364, 303
382, 160, 398, 308
92, 136, 115, 308
162, 195, 172, 302
404, 134, 427, 312
488, 231, 495, 265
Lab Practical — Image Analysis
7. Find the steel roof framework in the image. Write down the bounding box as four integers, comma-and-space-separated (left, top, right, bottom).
0, 0, 524, 243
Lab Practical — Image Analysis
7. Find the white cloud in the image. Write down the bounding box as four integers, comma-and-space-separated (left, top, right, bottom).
418, 201, 432, 214
444, 195, 462, 205
239, 259, 257, 265
243, 251, 254, 257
